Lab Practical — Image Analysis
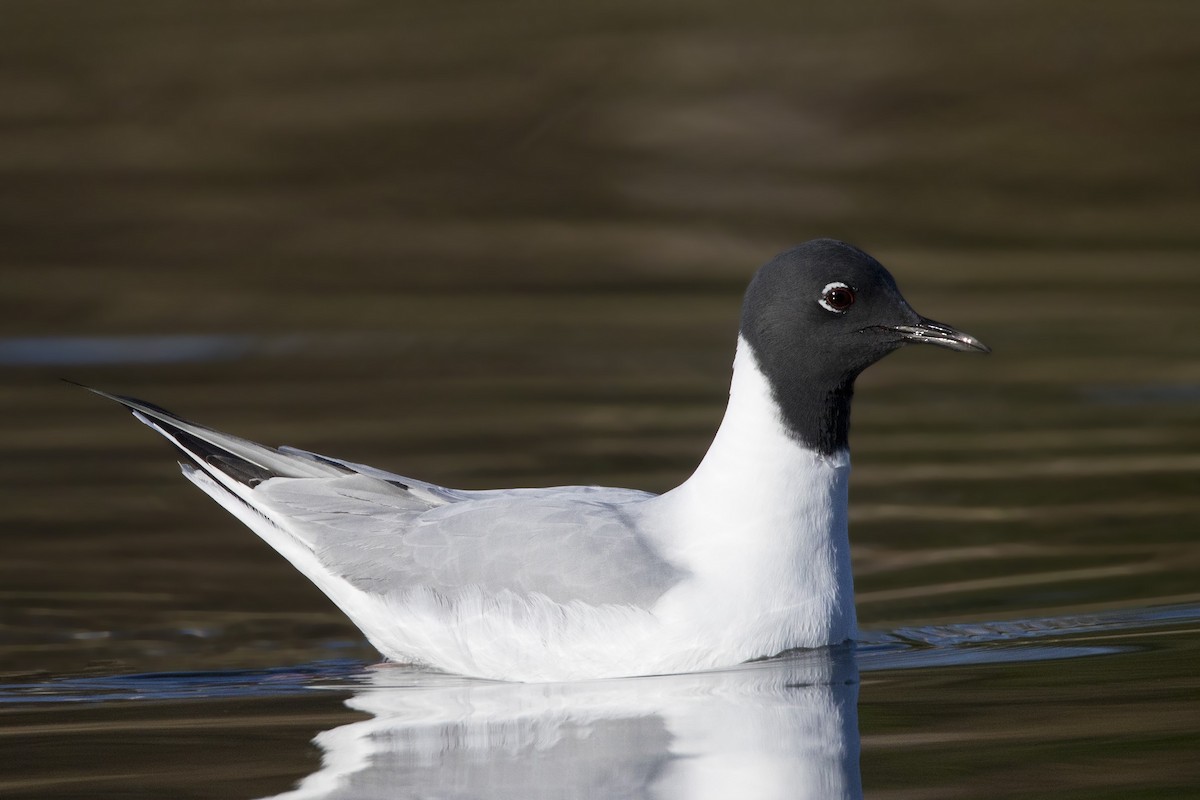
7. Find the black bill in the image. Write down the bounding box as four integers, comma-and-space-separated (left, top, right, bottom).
892, 318, 991, 353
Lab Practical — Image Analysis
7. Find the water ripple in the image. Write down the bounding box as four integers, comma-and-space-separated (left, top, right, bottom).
2, 603, 1196, 705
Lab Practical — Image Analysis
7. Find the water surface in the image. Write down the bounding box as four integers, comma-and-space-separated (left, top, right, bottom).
2, 1, 1199, 798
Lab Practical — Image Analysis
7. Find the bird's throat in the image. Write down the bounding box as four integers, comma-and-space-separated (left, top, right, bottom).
781, 381, 854, 458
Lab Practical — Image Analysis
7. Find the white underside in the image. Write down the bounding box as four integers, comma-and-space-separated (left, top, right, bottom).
176, 337, 855, 682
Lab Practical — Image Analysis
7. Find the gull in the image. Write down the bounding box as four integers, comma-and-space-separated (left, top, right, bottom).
87, 239, 988, 682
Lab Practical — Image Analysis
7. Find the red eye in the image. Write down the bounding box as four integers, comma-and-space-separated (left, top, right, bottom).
820, 283, 856, 313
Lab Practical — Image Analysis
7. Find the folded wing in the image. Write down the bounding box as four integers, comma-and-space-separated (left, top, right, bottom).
89, 387, 684, 610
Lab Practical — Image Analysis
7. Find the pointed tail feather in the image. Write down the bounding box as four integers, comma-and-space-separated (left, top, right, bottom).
73, 382, 350, 487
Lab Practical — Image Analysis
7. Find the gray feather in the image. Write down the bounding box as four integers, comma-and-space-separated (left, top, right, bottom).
257, 478, 685, 607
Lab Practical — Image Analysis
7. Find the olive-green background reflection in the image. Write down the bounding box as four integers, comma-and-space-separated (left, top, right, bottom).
1, 2, 1198, 797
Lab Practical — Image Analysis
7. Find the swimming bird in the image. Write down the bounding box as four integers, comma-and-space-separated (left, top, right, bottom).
88, 239, 988, 682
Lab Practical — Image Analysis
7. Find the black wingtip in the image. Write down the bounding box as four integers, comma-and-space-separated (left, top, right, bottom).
71, 381, 281, 488
68, 380, 190, 422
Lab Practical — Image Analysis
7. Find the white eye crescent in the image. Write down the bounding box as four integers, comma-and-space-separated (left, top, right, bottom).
819, 282, 856, 313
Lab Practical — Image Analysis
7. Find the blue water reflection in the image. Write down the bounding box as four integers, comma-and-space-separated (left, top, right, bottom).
0, 660, 361, 704
0, 334, 255, 366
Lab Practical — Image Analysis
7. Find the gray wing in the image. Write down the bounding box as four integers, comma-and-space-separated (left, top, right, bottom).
83, 391, 683, 609
257, 476, 686, 608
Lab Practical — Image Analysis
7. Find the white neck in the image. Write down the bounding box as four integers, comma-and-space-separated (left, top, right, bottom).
689, 338, 848, 496
648, 336, 857, 651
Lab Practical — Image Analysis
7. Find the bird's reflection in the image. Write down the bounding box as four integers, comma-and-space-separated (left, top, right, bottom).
266, 645, 861, 800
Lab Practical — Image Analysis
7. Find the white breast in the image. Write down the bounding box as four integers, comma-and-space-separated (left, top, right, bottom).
641, 337, 856, 667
